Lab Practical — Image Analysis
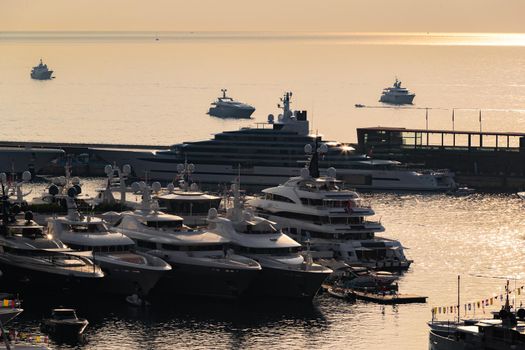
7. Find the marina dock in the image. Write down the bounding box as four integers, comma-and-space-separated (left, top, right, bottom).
356, 127, 525, 190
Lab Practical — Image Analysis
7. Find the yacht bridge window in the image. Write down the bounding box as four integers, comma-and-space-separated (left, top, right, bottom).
145, 220, 183, 229
64, 223, 107, 233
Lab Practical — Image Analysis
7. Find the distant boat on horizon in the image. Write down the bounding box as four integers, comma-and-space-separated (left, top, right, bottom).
379, 78, 415, 105
31, 59, 54, 80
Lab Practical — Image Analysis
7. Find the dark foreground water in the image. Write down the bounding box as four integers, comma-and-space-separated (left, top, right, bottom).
3, 187, 525, 350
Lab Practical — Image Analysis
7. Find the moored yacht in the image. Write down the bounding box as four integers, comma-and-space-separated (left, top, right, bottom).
110, 183, 261, 299
379, 78, 415, 105
207, 89, 255, 119
0, 193, 104, 292
247, 153, 412, 271
30, 59, 54, 80
96, 91, 454, 191
47, 195, 171, 297
207, 181, 332, 300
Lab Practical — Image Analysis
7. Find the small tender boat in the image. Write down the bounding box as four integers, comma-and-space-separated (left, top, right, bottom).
326, 286, 356, 302
355, 104, 365, 108
40, 309, 88, 339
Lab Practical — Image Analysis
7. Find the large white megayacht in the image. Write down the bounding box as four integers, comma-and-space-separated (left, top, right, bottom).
108, 182, 262, 299
379, 78, 415, 105
207, 180, 332, 300
47, 192, 172, 297
247, 149, 412, 271
95, 91, 455, 191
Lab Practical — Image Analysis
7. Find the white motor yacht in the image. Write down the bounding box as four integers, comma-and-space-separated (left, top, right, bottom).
109, 183, 261, 299
0, 198, 104, 292
47, 195, 171, 297
208, 89, 255, 119
207, 181, 332, 300
379, 78, 415, 104
30, 59, 53, 80
247, 157, 412, 271
96, 91, 454, 191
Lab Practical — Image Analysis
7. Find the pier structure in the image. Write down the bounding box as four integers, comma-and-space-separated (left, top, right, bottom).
356, 127, 525, 190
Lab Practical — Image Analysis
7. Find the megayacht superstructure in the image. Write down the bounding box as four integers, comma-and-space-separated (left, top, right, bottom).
97, 92, 455, 191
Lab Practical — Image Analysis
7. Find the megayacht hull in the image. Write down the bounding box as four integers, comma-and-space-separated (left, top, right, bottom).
95, 258, 166, 296
0, 261, 101, 295
95, 149, 454, 191
379, 94, 415, 105
244, 266, 330, 300
150, 262, 259, 299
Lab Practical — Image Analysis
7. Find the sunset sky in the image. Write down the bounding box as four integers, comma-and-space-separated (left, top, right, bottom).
2, 0, 524, 33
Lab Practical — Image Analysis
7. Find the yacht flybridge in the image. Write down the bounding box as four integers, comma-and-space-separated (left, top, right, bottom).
247, 152, 412, 271
109, 183, 261, 299
207, 89, 255, 119
379, 78, 415, 105
97, 91, 455, 191
47, 194, 171, 297
208, 180, 332, 300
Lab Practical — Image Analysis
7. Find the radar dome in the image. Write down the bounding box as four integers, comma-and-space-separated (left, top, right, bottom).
67, 187, 77, 198
73, 184, 82, 195
167, 183, 175, 192
208, 208, 218, 220
71, 177, 81, 185
104, 165, 113, 175
131, 182, 140, 193
122, 164, 131, 175
304, 144, 312, 154
300, 168, 310, 178
152, 182, 162, 193
188, 164, 195, 172
138, 181, 147, 190
327, 167, 337, 178
267, 114, 274, 123
190, 183, 199, 192
176, 164, 184, 172
22, 171, 31, 182
319, 143, 328, 154
231, 183, 238, 192
48, 184, 59, 196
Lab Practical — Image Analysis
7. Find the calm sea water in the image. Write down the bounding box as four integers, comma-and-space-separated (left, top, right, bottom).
2, 33, 525, 349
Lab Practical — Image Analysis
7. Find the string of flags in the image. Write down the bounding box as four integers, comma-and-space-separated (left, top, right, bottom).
1, 299, 17, 308
432, 285, 524, 316
7, 330, 49, 343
